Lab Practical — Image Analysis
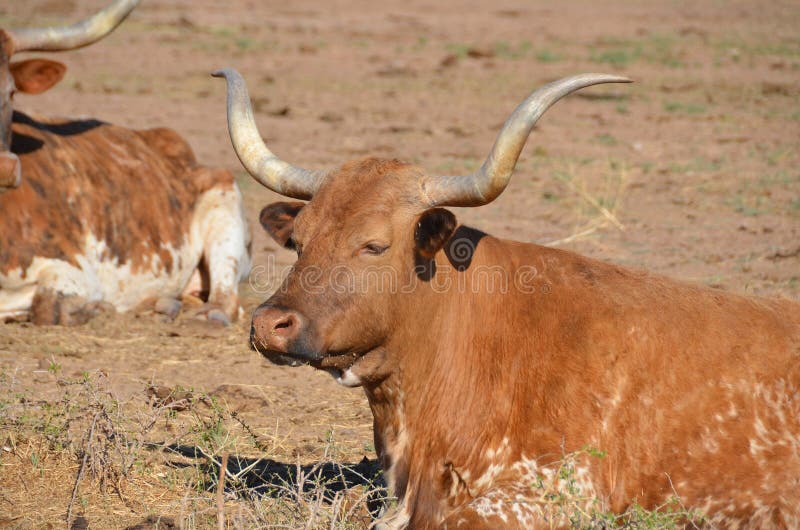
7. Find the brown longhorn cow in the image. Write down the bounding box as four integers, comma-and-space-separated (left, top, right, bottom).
0, 1, 250, 325
215, 68, 800, 528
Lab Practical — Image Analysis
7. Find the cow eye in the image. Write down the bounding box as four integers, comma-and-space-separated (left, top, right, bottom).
362, 242, 389, 256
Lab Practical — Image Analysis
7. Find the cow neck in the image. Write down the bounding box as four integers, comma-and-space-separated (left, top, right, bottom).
363, 233, 548, 524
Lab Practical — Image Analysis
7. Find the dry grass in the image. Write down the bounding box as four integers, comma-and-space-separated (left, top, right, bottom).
545, 158, 630, 246
0, 369, 385, 529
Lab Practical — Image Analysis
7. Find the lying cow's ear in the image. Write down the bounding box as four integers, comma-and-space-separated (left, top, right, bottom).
415, 207, 457, 258
260, 201, 305, 249
10, 59, 67, 95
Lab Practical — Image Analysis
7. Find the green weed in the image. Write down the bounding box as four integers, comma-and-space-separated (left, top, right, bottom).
663, 101, 707, 115
589, 33, 685, 68
536, 48, 563, 63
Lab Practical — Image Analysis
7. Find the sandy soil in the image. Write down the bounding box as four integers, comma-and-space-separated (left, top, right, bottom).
0, 0, 798, 526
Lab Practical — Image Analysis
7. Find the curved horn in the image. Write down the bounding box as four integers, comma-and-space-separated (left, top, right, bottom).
421, 73, 632, 207
212, 68, 323, 200
8, 0, 139, 54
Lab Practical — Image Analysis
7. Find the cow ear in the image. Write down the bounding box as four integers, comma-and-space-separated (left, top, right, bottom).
10, 59, 67, 95
415, 208, 457, 258
259, 201, 305, 249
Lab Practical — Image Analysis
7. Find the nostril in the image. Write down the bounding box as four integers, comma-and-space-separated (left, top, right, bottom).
271, 314, 299, 338
252, 307, 303, 350
274, 318, 293, 330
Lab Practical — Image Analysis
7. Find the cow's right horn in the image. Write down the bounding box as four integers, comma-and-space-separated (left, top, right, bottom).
8, 0, 140, 54
213, 68, 323, 200
421, 73, 632, 207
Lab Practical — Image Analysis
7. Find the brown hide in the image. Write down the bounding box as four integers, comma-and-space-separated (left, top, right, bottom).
374, 234, 800, 526
0, 111, 234, 276
251, 158, 800, 528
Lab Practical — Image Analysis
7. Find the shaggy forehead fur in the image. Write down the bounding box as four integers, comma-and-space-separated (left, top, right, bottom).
295, 158, 426, 233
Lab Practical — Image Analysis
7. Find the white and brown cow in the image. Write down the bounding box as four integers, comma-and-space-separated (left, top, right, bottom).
0, 1, 250, 325
216, 67, 800, 529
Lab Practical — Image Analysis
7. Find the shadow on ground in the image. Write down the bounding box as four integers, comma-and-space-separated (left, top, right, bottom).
166, 442, 385, 503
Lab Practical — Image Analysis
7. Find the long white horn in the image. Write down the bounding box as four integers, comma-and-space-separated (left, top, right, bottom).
212, 68, 323, 199
9, 0, 139, 53
421, 73, 632, 207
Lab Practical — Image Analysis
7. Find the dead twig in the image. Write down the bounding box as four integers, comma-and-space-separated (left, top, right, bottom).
217, 452, 229, 530
66, 412, 99, 529
544, 220, 606, 246
557, 172, 625, 232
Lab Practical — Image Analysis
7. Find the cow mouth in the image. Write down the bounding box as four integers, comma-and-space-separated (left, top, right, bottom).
256, 344, 361, 372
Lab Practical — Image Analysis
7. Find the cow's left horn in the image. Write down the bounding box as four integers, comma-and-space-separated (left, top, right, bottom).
9, 0, 140, 54
212, 68, 323, 200
421, 73, 632, 207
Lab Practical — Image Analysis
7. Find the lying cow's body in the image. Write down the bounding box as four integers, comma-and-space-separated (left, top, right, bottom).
0, 112, 250, 324
214, 68, 800, 528
363, 224, 800, 528
0, 0, 250, 324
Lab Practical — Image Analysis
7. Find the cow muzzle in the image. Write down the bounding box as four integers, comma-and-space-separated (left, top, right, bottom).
250, 304, 320, 366
0, 152, 21, 191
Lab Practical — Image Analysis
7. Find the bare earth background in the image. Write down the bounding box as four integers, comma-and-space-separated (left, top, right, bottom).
0, 0, 798, 527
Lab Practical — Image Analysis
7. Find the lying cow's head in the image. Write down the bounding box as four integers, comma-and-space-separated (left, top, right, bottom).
0, 0, 139, 191
214, 69, 629, 383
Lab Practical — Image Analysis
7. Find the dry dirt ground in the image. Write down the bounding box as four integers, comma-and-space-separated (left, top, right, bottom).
0, 0, 798, 528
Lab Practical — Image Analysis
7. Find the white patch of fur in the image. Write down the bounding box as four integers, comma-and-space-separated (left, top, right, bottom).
472, 490, 509, 523
376, 400, 410, 530
192, 186, 250, 305
335, 368, 362, 387
697, 379, 800, 525
381, 394, 409, 495
484, 436, 510, 460
473, 462, 505, 490
465, 454, 600, 527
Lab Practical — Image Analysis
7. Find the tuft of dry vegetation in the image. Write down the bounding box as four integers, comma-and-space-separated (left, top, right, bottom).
0, 369, 386, 529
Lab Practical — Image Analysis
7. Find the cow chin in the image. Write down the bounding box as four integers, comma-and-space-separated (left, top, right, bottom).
252, 339, 323, 367
313, 351, 365, 387
264, 353, 305, 367
255, 343, 364, 382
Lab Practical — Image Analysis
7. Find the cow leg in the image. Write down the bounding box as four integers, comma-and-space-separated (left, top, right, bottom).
31, 287, 94, 326
29, 265, 104, 326
191, 180, 250, 324
154, 297, 182, 320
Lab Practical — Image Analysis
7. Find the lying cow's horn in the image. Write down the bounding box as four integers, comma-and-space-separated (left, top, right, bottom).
212, 68, 323, 200
422, 73, 632, 207
9, 0, 139, 54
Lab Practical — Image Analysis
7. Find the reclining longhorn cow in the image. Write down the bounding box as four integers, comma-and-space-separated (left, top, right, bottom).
0, 1, 250, 325
215, 67, 800, 529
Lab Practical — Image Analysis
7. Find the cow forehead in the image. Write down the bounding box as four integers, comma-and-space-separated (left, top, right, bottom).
316, 157, 425, 204
296, 157, 427, 237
